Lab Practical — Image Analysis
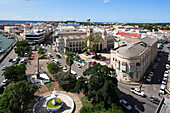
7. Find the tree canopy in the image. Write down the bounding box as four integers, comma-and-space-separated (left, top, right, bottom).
15, 40, 28, 56
0, 81, 38, 113
54, 71, 77, 92
3, 64, 26, 82
47, 62, 62, 74
83, 33, 102, 53
38, 47, 44, 54
76, 63, 120, 107
65, 51, 74, 80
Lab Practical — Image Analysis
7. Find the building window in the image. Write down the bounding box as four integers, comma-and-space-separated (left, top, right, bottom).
122, 72, 126, 77
136, 73, 139, 78
69, 42, 72, 47
136, 62, 141, 71
73, 42, 75, 47
76, 42, 78, 46
116, 62, 120, 69
122, 65, 126, 71
82, 41, 84, 46
130, 66, 134, 72
79, 42, 81, 46
129, 73, 133, 79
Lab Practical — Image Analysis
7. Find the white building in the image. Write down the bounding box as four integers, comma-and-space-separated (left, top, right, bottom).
23, 29, 46, 44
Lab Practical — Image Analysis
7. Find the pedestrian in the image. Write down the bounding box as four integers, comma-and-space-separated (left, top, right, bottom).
158, 93, 160, 97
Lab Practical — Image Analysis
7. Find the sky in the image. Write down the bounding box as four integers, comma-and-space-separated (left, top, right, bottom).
0, 0, 170, 23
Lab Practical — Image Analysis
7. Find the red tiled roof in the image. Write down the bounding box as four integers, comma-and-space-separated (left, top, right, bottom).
13, 29, 24, 33
128, 27, 138, 29
117, 32, 139, 37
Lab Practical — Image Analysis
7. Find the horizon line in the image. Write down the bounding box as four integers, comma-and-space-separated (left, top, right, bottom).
0, 19, 170, 24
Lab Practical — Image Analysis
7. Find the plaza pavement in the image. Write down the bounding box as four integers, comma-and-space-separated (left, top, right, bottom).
26, 51, 83, 113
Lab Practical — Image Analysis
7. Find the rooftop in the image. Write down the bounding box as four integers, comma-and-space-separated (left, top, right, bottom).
117, 32, 139, 37
114, 37, 156, 58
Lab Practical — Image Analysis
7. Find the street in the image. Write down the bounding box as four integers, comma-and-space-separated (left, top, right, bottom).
46, 46, 86, 77
0, 49, 17, 83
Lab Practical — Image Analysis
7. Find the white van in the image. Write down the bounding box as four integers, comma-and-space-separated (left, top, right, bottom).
71, 70, 77, 76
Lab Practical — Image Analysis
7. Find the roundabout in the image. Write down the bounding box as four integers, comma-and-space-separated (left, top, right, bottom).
33, 89, 75, 113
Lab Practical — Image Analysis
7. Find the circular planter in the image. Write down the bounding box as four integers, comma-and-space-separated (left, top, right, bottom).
45, 97, 63, 112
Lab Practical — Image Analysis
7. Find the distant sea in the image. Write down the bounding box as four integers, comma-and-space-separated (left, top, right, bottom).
0, 20, 50, 25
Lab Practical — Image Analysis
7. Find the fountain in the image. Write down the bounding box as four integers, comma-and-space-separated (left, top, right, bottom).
45, 89, 63, 112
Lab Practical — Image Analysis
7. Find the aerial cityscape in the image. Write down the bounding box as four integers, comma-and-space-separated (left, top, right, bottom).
0, 0, 170, 113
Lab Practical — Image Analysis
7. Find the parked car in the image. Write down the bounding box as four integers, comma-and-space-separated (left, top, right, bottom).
75, 64, 81, 68
56, 54, 61, 58
163, 77, 167, 81
146, 77, 151, 82
162, 80, 167, 84
164, 73, 168, 78
1, 79, 8, 87
63, 66, 67, 72
159, 89, 165, 94
54, 59, 59, 63
150, 97, 160, 105
160, 84, 166, 90
120, 99, 132, 111
130, 88, 145, 97
8, 59, 13, 62
149, 72, 154, 77
1, 66, 7, 71
165, 71, 169, 74
166, 64, 169, 69
20, 58, 26, 63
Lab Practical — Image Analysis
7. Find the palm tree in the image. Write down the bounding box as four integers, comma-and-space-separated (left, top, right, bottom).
65, 51, 74, 80
83, 33, 102, 58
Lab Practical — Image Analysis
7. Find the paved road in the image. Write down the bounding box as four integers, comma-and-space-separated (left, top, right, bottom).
46, 46, 86, 77
0, 49, 17, 83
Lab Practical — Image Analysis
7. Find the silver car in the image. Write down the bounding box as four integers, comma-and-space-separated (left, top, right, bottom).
120, 99, 132, 111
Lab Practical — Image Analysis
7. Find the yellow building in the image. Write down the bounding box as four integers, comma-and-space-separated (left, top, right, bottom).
110, 37, 157, 82
54, 28, 115, 53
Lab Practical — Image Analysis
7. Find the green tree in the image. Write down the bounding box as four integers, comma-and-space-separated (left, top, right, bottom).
47, 62, 61, 74
75, 76, 88, 94
54, 71, 77, 92
38, 47, 44, 54
15, 40, 28, 56
27, 50, 32, 57
65, 51, 74, 80
0, 81, 37, 113
83, 33, 102, 58
3, 64, 26, 82
76, 63, 120, 107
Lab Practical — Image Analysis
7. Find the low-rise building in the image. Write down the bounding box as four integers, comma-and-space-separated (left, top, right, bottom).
53, 28, 115, 53
110, 37, 157, 82
23, 29, 46, 44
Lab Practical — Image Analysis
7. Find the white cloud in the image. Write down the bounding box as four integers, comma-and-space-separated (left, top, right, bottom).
104, 0, 111, 3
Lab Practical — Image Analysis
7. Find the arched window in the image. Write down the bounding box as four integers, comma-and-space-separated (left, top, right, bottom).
136, 62, 141, 71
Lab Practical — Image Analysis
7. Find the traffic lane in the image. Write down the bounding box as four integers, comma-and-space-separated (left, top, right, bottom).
151, 52, 167, 84
118, 83, 157, 113
0, 49, 17, 83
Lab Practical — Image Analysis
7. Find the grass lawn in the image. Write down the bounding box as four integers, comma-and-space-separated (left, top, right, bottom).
81, 96, 93, 107
47, 98, 62, 108
45, 82, 53, 89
